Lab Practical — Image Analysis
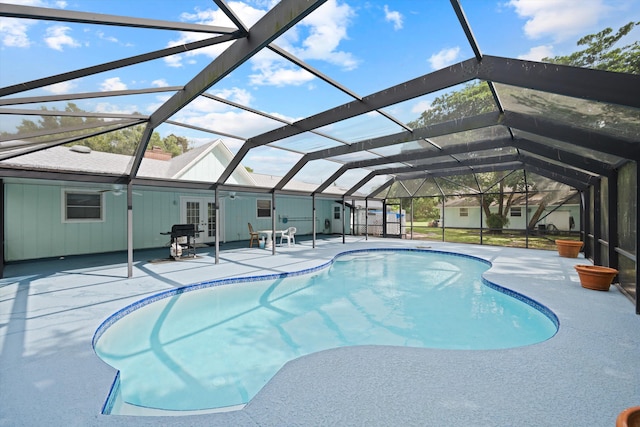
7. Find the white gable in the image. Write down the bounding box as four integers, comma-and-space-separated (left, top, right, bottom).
173, 140, 255, 185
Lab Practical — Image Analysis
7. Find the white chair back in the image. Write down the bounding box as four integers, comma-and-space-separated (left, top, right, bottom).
280, 226, 297, 246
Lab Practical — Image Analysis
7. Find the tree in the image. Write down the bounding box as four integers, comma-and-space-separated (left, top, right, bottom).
405, 23, 638, 231
3, 102, 191, 157
543, 21, 639, 74
408, 81, 494, 129
411, 197, 440, 221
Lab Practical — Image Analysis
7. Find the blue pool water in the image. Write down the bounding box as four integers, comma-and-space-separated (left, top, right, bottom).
94, 249, 557, 413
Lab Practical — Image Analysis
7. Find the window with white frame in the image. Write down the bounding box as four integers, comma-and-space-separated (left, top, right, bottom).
63, 190, 104, 222
257, 199, 271, 218
510, 207, 522, 217
459, 207, 468, 217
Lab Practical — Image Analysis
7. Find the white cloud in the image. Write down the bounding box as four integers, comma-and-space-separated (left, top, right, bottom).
3, 0, 47, 5
428, 47, 461, 70
518, 45, 554, 61
290, 0, 358, 69
163, 54, 184, 68
411, 100, 432, 115
246, 0, 357, 86
100, 77, 127, 91
249, 62, 315, 87
214, 87, 253, 106
168, 0, 358, 87
44, 25, 80, 51
181, 109, 280, 140
384, 5, 403, 30
164, 2, 265, 68
0, 0, 71, 47
246, 149, 301, 175
42, 80, 78, 94
0, 18, 33, 47
96, 30, 118, 43
151, 79, 169, 87
507, 0, 609, 41
94, 102, 139, 115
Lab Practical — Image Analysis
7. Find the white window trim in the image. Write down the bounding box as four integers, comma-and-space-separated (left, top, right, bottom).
459, 207, 468, 217
257, 199, 271, 218
62, 189, 105, 223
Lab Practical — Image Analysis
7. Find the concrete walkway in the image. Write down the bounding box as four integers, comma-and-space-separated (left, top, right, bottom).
1, 237, 638, 426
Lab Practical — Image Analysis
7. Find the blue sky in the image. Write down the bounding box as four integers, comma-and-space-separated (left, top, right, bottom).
1, 0, 639, 185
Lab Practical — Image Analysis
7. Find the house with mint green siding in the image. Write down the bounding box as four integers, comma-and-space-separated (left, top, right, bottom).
3, 140, 350, 262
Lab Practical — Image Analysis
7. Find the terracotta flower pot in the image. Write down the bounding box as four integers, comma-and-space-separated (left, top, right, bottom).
555, 239, 583, 258
575, 265, 618, 291
617, 406, 640, 427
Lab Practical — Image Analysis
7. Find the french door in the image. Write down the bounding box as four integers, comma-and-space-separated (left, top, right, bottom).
180, 197, 224, 243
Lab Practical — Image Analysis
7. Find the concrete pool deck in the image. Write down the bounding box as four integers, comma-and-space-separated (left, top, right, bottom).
1, 237, 638, 426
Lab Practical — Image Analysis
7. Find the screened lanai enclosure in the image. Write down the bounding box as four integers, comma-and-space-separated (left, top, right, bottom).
0, 0, 638, 313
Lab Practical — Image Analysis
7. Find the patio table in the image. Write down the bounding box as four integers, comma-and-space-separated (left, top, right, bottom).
258, 229, 286, 248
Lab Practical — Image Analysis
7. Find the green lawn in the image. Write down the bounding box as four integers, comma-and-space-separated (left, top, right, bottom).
406, 222, 580, 251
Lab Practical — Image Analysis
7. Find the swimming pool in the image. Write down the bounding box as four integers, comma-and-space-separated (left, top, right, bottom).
93, 249, 558, 414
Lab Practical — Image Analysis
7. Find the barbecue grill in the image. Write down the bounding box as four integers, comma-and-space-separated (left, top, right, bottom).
161, 224, 199, 259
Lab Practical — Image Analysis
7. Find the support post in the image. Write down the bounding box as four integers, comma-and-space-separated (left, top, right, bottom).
636, 168, 639, 314
215, 187, 219, 264
441, 197, 445, 242
525, 172, 529, 249
312, 194, 316, 248
127, 181, 133, 278
480, 194, 484, 245
342, 198, 346, 244
410, 198, 414, 240
272, 192, 276, 254
382, 200, 387, 238
608, 170, 618, 270
365, 198, 369, 240
593, 179, 602, 265
0, 179, 4, 279
582, 190, 590, 259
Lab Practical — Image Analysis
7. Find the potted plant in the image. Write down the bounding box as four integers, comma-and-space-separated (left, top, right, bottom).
555, 239, 583, 258
575, 265, 618, 291
616, 406, 640, 427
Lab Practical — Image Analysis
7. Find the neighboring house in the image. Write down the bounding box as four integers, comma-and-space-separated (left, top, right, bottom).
2, 140, 351, 262
441, 194, 580, 231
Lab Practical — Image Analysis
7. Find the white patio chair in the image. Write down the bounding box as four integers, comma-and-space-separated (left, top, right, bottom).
280, 226, 296, 247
